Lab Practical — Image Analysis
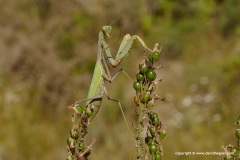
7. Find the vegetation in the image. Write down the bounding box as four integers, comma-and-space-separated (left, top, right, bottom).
133, 44, 166, 160
0, 0, 240, 159
223, 115, 240, 159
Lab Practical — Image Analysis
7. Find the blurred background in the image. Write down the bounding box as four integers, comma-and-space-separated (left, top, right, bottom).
0, 0, 240, 159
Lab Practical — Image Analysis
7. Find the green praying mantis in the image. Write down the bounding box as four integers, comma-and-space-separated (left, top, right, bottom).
69, 25, 152, 133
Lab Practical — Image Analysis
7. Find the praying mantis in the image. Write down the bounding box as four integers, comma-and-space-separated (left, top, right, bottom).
67, 25, 154, 159
69, 25, 152, 132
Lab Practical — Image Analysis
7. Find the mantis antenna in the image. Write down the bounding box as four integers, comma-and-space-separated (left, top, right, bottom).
110, 16, 121, 26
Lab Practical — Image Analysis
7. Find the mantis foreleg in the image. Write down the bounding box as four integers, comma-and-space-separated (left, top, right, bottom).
103, 34, 152, 67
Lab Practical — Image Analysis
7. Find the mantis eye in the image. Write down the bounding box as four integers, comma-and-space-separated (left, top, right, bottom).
102, 26, 107, 32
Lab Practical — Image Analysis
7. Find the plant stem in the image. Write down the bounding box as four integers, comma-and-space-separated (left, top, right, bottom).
238, 138, 240, 158
137, 103, 144, 160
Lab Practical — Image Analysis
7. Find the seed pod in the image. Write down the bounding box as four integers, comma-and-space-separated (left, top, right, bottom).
145, 136, 153, 145
150, 113, 158, 121
236, 129, 240, 138
136, 73, 145, 82
150, 127, 155, 136
155, 152, 162, 160
230, 147, 238, 157
148, 54, 153, 62
148, 52, 160, 62
69, 147, 76, 155
146, 70, 157, 81
79, 143, 85, 150
67, 137, 73, 146
159, 132, 167, 140
151, 83, 157, 92
139, 64, 149, 74
134, 96, 140, 105
70, 129, 79, 139
147, 99, 154, 108
152, 52, 160, 61
133, 81, 141, 91
75, 105, 85, 114
149, 144, 157, 154
141, 92, 150, 103
153, 118, 160, 126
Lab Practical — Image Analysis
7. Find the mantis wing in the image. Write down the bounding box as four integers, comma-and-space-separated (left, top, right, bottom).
86, 63, 103, 106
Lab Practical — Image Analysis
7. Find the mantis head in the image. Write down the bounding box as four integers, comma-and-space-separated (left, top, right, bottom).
102, 26, 112, 38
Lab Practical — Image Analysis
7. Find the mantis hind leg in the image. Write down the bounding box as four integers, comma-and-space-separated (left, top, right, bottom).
72, 94, 104, 123
103, 88, 134, 137
101, 60, 134, 136
75, 95, 103, 104
73, 87, 134, 136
